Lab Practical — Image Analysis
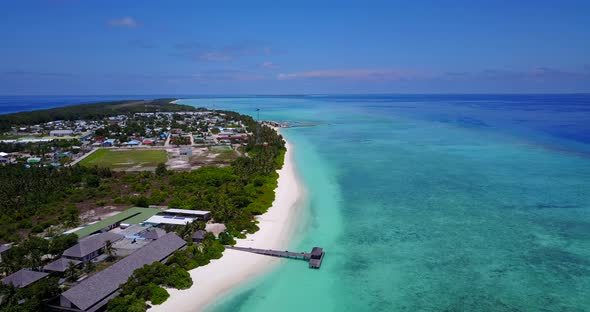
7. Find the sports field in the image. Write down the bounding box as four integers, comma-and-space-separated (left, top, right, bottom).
79, 149, 167, 170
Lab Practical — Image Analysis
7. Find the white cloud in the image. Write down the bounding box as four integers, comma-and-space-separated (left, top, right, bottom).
108, 17, 139, 28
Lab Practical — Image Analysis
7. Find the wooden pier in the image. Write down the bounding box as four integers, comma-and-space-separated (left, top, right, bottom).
226, 246, 325, 269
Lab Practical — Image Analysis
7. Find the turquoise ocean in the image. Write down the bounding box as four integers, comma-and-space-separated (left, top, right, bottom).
179, 95, 590, 312
1, 95, 589, 311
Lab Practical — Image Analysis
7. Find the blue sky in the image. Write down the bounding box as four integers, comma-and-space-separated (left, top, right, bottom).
1, 0, 589, 94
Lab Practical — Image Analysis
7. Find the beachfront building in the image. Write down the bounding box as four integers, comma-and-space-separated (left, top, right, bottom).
43, 257, 82, 274
51, 233, 186, 312
72, 207, 161, 238
1, 269, 49, 288
191, 230, 207, 243
143, 208, 211, 227
62, 232, 123, 262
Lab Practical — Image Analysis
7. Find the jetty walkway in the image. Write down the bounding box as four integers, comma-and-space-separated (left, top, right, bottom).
225, 246, 325, 269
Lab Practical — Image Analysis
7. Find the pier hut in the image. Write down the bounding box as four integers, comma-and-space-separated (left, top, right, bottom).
309, 247, 324, 269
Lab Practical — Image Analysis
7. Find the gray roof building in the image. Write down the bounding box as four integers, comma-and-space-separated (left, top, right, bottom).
62, 232, 123, 261
57, 233, 186, 311
140, 227, 167, 240
1, 269, 49, 288
43, 257, 82, 273
0, 245, 11, 254
192, 230, 207, 242
49, 129, 74, 136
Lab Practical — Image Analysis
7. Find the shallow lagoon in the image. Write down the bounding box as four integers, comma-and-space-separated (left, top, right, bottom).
183, 95, 590, 312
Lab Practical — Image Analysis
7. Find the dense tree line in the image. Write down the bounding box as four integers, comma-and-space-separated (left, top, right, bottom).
0, 164, 111, 242
0, 98, 200, 132
0, 139, 82, 154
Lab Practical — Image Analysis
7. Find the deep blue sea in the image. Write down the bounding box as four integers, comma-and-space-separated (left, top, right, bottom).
2, 94, 590, 311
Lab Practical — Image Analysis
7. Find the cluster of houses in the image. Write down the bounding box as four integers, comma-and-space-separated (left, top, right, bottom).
0, 206, 219, 311
1, 110, 253, 168
0, 145, 88, 167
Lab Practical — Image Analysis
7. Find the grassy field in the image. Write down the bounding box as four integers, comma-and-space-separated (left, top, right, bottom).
79, 149, 167, 170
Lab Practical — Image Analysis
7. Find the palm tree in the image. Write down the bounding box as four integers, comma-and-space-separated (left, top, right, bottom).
65, 261, 79, 282
104, 240, 115, 261
83, 260, 96, 273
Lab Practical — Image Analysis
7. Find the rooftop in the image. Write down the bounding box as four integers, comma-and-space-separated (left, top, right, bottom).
0, 245, 11, 253
164, 208, 210, 215
43, 257, 82, 273
60, 233, 186, 311
140, 227, 167, 240
1, 269, 49, 288
192, 230, 207, 240
144, 215, 195, 225
74, 207, 161, 238
63, 232, 123, 259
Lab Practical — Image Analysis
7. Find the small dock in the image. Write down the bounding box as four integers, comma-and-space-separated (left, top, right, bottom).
226, 246, 325, 269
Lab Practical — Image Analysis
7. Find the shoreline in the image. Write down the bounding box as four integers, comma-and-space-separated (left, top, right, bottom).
151, 137, 304, 312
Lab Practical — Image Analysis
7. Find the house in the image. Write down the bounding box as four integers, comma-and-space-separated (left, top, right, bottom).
54, 233, 186, 312
27, 157, 41, 164
124, 140, 140, 146
50, 130, 74, 137
43, 257, 82, 274
1, 269, 49, 288
101, 139, 116, 147
191, 230, 207, 243
62, 232, 123, 262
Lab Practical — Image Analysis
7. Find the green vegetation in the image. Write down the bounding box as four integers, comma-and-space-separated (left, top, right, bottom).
0, 234, 78, 275
0, 164, 111, 242
111, 262, 192, 309
0, 277, 60, 312
170, 136, 191, 146
0, 98, 198, 132
167, 234, 225, 270
106, 293, 147, 312
78, 149, 168, 169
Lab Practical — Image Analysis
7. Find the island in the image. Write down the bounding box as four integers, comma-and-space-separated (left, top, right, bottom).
0, 99, 287, 312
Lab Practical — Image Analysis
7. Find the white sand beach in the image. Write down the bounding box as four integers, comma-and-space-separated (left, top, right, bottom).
151, 139, 304, 312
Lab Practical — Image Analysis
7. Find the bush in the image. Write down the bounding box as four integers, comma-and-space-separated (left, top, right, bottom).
148, 283, 169, 305
165, 268, 192, 289
86, 175, 100, 187
155, 163, 167, 176
218, 232, 236, 246
107, 294, 146, 312
134, 196, 149, 208
18, 219, 33, 229
31, 225, 44, 233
